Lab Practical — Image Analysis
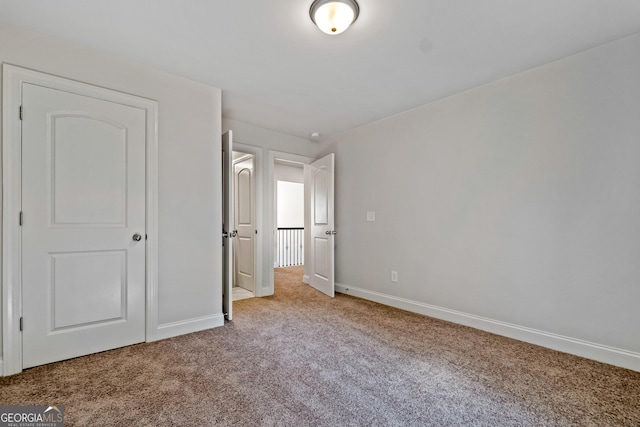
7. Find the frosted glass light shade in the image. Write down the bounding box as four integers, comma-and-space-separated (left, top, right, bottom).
310, 0, 359, 35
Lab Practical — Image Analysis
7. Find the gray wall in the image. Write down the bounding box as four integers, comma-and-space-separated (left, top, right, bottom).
319, 33, 640, 369
0, 21, 223, 368
274, 164, 304, 184
223, 118, 317, 159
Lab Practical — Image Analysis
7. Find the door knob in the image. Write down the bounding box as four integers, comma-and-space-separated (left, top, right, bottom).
132, 233, 142, 241
325, 230, 331, 235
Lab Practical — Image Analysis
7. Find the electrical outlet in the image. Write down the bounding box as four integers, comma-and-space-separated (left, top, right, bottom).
367, 211, 376, 222
391, 271, 398, 283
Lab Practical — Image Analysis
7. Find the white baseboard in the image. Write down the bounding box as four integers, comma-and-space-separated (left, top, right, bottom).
153, 313, 225, 341
302, 275, 310, 284
336, 283, 640, 372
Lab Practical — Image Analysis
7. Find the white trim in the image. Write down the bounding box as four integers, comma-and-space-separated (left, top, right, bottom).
1, 64, 159, 375
2, 64, 25, 376
336, 283, 640, 372
144, 90, 159, 343
302, 275, 310, 284
155, 314, 225, 340
232, 142, 264, 297
267, 150, 314, 296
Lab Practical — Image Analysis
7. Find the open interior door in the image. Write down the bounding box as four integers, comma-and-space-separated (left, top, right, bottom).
305, 153, 335, 297
222, 131, 233, 320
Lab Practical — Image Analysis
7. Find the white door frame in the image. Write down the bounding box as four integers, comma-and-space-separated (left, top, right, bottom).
266, 150, 314, 296
1, 64, 159, 376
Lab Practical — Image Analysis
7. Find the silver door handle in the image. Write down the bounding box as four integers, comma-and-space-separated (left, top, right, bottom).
132, 233, 142, 241
325, 230, 337, 235
223, 230, 237, 238
325, 230, 331, 235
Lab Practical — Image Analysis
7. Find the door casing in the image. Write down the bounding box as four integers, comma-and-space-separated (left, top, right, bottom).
1, 64, 159, 376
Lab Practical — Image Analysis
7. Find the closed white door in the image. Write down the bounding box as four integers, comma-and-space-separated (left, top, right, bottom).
306, 153, 335, 297
234, 157, 256, 292
21, 83, 147, 368
222, 131, 233, 320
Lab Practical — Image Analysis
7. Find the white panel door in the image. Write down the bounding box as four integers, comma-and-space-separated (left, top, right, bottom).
306, 153, 335, 297
21, 83, 146, 368
222, 131, 233, 320
234, 157, 255, 292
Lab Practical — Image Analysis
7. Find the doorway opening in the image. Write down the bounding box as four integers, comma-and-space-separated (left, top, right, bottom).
274, 159, 305, 272
232, 150, 257, 301
225, 148, 332, 302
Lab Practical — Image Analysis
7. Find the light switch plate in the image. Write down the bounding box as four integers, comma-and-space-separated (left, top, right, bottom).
391, 271, 398, 283
366, 211, 376, 222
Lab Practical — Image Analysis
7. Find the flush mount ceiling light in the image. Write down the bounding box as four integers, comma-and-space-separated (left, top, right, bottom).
310, 0, 359, 35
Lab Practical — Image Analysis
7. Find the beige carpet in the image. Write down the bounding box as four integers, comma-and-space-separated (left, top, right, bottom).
1, 266, 639, 426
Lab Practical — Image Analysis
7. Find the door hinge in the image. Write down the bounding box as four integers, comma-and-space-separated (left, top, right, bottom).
19, 105, 23, 120
19, 211, 23, 226
19, 317, 23, 331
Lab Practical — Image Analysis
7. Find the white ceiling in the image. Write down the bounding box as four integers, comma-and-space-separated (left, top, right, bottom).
1, 1, 640, 140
